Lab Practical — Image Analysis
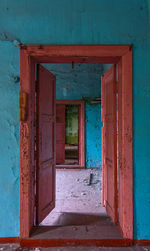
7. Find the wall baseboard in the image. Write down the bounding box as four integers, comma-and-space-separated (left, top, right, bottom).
134, 240, 150, 246
20, 239, 133, 247
0, 238, 150, 247
0, 237, 19, 243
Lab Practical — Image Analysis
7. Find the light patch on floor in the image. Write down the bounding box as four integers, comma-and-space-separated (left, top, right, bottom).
31, 169, 122, 239
41, 169, 103, 226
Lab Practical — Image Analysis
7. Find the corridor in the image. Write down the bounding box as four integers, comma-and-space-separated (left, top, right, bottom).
32, 169, 122, 239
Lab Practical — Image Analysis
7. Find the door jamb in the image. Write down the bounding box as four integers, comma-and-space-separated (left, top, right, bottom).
20, 45, 133, 239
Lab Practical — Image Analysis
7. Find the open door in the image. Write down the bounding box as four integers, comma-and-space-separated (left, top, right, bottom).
56, 104, 65, 164
101, 74, 106, 207
101, 65, 117, 224
36, 64, 56, 224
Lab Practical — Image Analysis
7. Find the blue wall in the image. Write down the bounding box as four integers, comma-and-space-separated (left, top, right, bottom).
0, 41, 20, 237
0, 0, 150, 239
43, 63, 103, 100
44, 63, 102, 169
85, 103, 102, 168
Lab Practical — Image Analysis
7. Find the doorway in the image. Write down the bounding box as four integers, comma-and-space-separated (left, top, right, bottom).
34, 62, 110, 239
56, 100, 85, 169
64, 104, 79, 165
20, 45, 133, 242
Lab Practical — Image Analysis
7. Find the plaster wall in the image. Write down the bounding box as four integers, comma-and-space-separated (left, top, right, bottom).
0, 0, 150, 239
43, 63, 102, 100
85, 103, 102, 168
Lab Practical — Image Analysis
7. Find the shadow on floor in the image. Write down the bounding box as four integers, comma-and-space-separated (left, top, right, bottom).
31, 212, 122, 239
51, 212, 113, 226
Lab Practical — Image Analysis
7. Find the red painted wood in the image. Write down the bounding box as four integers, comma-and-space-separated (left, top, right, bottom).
134, 240, 150, 246
102, 65, 117, 224
22, 45, 130, 58
36, 64, 56, 224
2, 237, 150, 247
101, 75, 106, 207
79, 102, 85, 168
119, 51, 133, 239
56, 104, 65, 164
20, 45, 133, 239
56, 165, 83, 169
118, 59, 123, 233
0, 237, 150, 247
20, 238, 133, 247
0, 237, 20, 243
20, 50, 36, 237
33, 56, 120, 64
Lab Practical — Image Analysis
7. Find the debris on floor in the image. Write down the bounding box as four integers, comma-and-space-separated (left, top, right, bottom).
87, 173, 93, 186
40, 169, 103, 227
32, 169, 121, 239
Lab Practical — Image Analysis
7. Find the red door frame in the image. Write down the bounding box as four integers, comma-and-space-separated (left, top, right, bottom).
56, 100, 85, 169
20, 45, 133, 239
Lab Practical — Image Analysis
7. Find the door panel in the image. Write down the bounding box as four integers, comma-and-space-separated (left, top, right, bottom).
101, 75, 107, 207
101, 65, 117, 224
36, 64, 56, 224
56, 104, 65, 164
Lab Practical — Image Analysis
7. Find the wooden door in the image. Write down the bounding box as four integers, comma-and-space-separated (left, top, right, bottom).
101, 74, 106, 207
56, 104, 65, 164
36, 64, 56, 224
101, 65, 117, 224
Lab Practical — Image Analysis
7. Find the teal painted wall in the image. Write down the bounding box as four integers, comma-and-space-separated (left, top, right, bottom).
44, 63, 102, 169
0, 41, 20, 237
43, 63, 103, 100
0, 0, 150, 239
85, 103, 102, 168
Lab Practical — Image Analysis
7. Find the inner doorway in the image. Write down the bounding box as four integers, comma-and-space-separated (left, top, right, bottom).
57, 104, 79, 166
65, 104, 79, 165
20, 45, 133, 242
56, 100, 85, 169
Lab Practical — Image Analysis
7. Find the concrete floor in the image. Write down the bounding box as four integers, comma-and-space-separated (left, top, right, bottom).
31, 169, 122, 239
